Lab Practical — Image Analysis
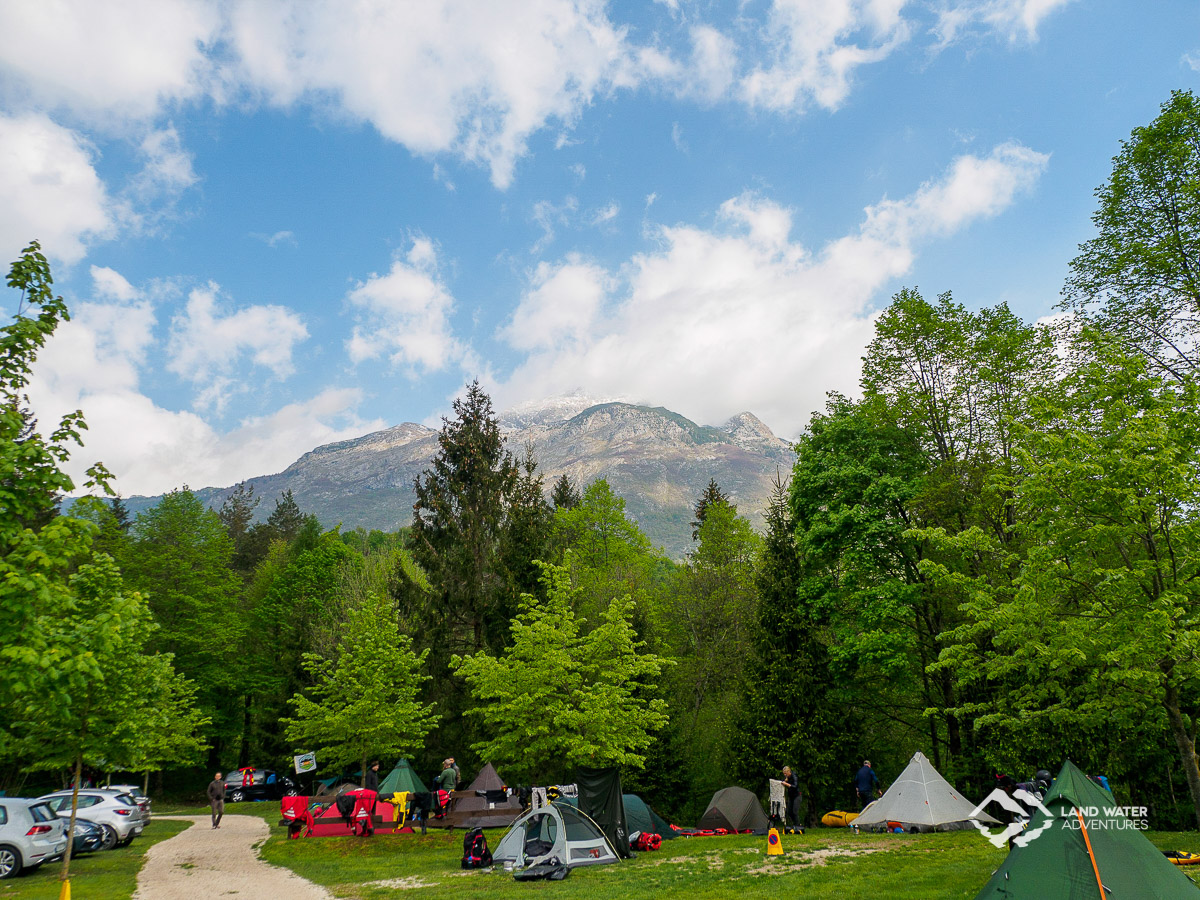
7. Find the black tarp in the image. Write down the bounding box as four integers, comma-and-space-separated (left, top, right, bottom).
576, 766, 630, 858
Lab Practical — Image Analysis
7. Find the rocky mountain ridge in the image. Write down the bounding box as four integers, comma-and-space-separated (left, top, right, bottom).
125, 400, 796, 558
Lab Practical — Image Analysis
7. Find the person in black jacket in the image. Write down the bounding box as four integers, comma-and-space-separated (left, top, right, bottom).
781, 766, 801, 825
207, 773, 225, 828
365, 761, 380, 793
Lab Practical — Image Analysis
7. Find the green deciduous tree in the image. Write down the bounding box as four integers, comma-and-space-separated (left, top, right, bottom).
1064, 89, 1200, 381
452, 559, 670, 783
284, 592, 438, 783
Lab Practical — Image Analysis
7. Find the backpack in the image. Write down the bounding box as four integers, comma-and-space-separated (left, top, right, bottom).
461, 827, 493, 869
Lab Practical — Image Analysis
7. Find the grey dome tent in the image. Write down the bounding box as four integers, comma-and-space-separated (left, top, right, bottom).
697, 786, 770, 834
854, 751, 1000, 833
492, 802, 620, 870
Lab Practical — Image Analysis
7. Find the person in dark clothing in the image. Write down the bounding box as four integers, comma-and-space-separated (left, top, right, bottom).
782, 766, 801, 825
854, 760, 880, 809
207, 773, 226, 828
365, 761, 380, 793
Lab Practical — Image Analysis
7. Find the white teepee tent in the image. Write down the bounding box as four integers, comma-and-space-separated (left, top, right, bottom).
854, 751, 999, 833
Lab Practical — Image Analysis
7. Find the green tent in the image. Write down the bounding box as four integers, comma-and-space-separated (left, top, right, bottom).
623, 794, 676, 840
975, 760, 1200, 898
379, 758, 427, 795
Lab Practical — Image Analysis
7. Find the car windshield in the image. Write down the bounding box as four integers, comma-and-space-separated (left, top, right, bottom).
29, 803, 55, 823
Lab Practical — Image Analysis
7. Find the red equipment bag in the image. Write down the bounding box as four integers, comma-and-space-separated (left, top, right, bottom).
351, 789, 378, 837
632, 832, 662, 851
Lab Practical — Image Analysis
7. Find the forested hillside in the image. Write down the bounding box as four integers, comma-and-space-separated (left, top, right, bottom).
3, 89, 1200, 832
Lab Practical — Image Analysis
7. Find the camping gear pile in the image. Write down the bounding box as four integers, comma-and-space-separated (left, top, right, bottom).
280, 795, 314, 839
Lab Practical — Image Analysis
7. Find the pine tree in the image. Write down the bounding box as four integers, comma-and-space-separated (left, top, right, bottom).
691, 478, 730, 541
218, 482, 259, 542
267, 489, 305, 542
733, 476, 857, 822
551, 473, 581, 510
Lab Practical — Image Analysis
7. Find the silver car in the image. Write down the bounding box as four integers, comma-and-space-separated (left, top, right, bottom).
39, 790, 149, 850
0, 798, 68, 879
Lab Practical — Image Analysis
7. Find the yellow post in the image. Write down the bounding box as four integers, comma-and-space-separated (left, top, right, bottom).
767, 826, 783, 856
58, 880, 71, 900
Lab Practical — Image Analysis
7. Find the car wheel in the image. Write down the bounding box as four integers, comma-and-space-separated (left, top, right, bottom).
99, 825, 119, 851
0, 845, 22, 880
118, 835, 135, 848
230, 789, 246, 803
283, 787, 299, 797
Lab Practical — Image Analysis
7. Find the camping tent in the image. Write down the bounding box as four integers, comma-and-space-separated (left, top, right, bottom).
577, 766, 631, 858
379, 758, 426, 795
974, 760, 1200, 899
697, 787, 770, 834
624, 794, 675, 840
492, 802, 620, 869
440, 762, 524, 829
854, 751, 999, 832
558, 794, 676, 841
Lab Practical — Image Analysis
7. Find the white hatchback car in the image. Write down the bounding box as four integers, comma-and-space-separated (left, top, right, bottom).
0, 798, 68, 879
39, 790, 149, 850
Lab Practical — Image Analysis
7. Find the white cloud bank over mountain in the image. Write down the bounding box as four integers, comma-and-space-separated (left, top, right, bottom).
495, 142, 1049, 438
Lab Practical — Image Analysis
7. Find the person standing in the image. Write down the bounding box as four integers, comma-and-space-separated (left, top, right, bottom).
365, 761, 380, 793
207, 773, 226, 828
854, 760, 880, 810
449, 757, 461, 789
435, 759, 457, 792
782, 766, 801, 826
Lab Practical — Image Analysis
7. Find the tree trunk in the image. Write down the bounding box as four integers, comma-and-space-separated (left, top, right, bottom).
1164, 681, 1200, 828
60, 751, 83, 883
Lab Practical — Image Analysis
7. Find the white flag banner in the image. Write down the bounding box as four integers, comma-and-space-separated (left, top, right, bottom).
294, 752, 317, 774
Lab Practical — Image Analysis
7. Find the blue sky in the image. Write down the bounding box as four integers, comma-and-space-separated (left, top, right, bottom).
2, 0, 1197, 496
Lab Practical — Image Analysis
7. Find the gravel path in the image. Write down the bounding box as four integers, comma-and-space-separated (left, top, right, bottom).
134, 815, 333, 900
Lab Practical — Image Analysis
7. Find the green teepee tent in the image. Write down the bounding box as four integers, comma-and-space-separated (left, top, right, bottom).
975, 760, 1200, 898
379, 758, 427, 795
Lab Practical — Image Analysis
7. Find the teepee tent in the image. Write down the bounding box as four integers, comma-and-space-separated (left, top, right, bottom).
379, 758, 426, 795
441, 762, 524, 829
492, 802, 620, 869
975, 760, 1200, 899
854, 751, 999, 832
697, 787, 770, 834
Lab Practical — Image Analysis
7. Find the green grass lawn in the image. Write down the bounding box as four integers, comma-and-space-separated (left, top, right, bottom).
7, 801, 1197, 900
0, 818, 191, 900
225, 802, 1200, 899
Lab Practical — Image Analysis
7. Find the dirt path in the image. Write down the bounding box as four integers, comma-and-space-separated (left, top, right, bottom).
134, 815, 333, 900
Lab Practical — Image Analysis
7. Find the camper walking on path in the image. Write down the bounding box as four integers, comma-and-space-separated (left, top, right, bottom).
208, 773, 226, 828
854, 760, 880, 809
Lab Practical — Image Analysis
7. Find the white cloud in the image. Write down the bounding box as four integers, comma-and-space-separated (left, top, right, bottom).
0, 114, 118, 265
250, 230, 297, 248
935, 0, 1074, 45
497, 142, 1048, 438
167, 283, 310, 411
26, 266, 380, 496
0, 0, 219, 125
499, 256, 611, 351
742, 0, 911, 111
591, 202, 620, 226
225, 0, 631, 188
345, 239, 467, 373
531, 196, 580, 253
1183, 51, 1200, 72
129, 125, 197, 200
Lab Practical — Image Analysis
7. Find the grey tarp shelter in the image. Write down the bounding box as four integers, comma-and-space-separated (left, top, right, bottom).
492, 802, 620, 869
440, 762, 523, 829
697, 786, 770, 834
854, 751, 1000, 833
975, 760, 1200, 899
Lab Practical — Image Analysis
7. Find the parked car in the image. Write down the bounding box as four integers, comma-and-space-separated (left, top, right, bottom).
58, 815, 104, 856
38, 791, 148, 850
222, 770, 299, 803
105, 785, 151, 817
0, 798, 68, 879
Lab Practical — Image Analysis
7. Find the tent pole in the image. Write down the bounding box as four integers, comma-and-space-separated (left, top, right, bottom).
1074, 808, 1105, 898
